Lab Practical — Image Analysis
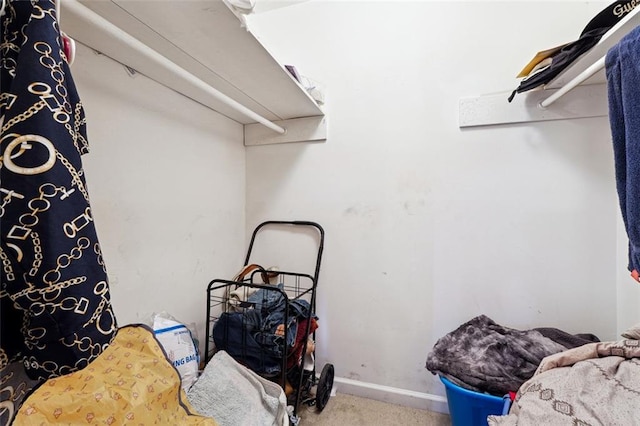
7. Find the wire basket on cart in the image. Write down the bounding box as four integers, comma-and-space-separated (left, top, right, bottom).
204, 221, 334, 422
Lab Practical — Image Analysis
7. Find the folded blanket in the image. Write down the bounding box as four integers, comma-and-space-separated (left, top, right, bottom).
535, 339, 640, 374
489, 339, 640, 425
533, 327, 599, 349
426, 315, 568, 395
187, 350, 288, 426
13, 325, 215, 425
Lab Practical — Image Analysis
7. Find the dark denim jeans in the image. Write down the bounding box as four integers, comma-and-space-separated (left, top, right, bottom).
213, 284, 315, 374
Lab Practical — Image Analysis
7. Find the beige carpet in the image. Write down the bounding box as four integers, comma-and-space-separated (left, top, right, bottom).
297, 393, 451, 425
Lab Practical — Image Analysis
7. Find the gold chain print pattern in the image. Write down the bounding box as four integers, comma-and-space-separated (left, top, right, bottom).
1, 0, 117, 404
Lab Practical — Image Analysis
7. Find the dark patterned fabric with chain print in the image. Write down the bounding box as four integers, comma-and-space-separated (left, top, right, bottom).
0, 0, 117, 383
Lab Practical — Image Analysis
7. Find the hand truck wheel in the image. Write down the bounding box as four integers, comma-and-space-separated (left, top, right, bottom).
316, 363, 334, 412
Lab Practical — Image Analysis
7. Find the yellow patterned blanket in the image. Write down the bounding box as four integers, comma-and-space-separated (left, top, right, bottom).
13, 325, 217, 425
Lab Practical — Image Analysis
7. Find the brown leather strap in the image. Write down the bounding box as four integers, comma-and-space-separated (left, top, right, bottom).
233, 264, 268, 284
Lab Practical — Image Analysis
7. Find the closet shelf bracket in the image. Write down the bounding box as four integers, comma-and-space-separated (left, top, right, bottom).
458, 83, 607, 128
244, 116, 327, 146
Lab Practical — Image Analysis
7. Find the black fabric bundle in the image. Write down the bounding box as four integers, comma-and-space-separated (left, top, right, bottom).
509, 1, 639, 102
508, 28, 610, 102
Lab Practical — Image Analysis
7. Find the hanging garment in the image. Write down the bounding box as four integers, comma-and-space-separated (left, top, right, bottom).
0, 0, 117, 382
606, 24, 640, 276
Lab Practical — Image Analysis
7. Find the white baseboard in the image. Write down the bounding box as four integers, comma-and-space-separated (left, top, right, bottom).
332, 376, 449, 415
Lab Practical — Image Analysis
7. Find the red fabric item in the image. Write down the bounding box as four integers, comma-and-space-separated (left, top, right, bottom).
631, 269, 640, 282
287, 318, 318, 369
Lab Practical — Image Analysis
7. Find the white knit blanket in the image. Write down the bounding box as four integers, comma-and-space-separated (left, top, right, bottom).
187, 351, 289, 426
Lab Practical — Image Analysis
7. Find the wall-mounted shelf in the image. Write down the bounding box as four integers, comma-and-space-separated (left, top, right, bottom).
546, 6, 640, 90
62, 0, 326, 145
459, 6, 640, 128
459, 84, 607, 128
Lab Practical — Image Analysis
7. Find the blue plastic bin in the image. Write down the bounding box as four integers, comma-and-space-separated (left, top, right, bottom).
440, 376, 510, 426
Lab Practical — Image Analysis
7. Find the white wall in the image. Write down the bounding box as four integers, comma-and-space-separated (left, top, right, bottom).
246, 0, 640, 409
73, 45, 246, 343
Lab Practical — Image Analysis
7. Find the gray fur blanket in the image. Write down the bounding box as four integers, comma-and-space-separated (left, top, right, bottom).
426, 315, 591, 395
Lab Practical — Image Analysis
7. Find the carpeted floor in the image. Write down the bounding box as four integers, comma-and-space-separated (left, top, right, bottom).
297, 393, 451, 425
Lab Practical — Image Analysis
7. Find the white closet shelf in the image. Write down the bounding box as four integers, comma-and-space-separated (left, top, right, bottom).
459, 6, 640, 128
62, 0, 325, 145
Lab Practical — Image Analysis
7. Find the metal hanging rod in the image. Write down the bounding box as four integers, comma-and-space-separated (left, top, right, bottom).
539, 56, 606, 108
64, 0, 286, 134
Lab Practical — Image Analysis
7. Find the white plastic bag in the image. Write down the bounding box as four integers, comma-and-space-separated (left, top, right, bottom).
150, 312, 200, 391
